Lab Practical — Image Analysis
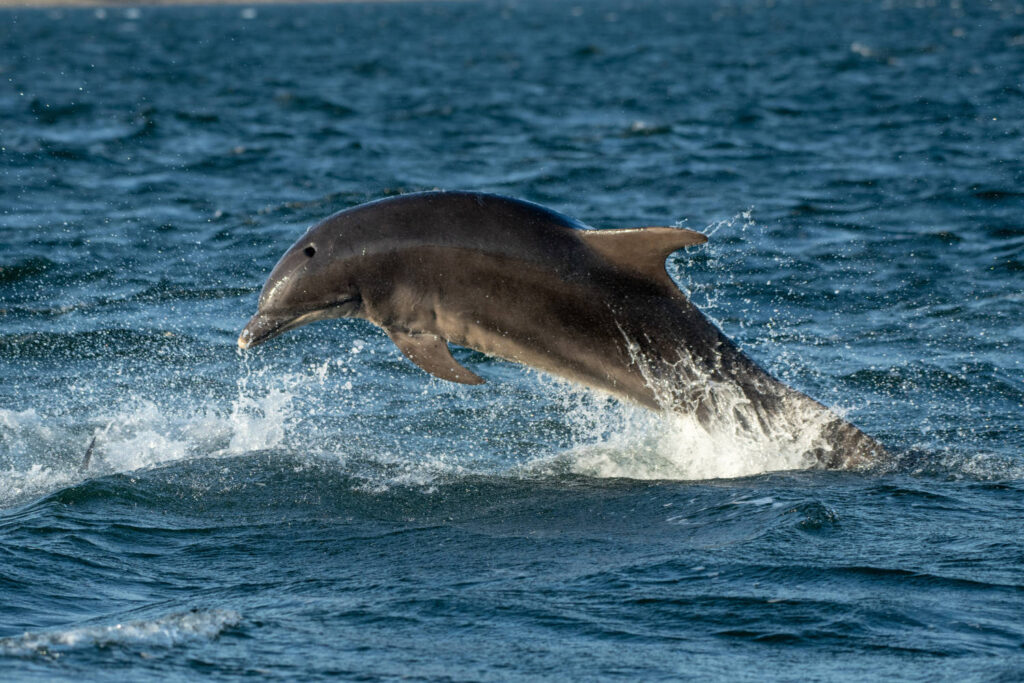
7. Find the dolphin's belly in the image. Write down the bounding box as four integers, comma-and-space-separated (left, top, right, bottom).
430, 276, 672, 409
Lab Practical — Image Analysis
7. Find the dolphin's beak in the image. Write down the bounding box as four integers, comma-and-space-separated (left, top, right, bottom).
238, 298, 360, 350
238, 312, 289, 350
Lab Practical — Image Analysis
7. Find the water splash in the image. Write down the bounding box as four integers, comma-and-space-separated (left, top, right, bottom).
0, 369, 302, 508
527, 374, 818, 481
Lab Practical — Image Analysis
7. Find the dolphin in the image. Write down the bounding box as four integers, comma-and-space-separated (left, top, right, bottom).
239, 191, 885, 469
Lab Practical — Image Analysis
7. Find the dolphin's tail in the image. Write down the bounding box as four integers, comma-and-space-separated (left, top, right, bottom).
814, 417, 887, 470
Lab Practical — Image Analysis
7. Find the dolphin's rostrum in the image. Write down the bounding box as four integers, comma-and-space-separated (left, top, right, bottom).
240, 191, 885, 469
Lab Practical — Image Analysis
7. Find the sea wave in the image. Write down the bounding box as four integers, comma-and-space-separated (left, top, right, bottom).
0, 609, 241, 657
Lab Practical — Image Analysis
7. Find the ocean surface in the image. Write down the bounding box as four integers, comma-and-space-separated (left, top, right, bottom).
1, 0, 1023, 679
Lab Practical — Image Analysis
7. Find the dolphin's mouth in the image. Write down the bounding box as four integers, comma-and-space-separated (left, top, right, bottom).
237, 312, 293, 349
238, 297, 360, 349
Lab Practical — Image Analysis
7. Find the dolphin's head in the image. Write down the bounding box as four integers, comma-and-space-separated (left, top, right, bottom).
238, 221, 363, 349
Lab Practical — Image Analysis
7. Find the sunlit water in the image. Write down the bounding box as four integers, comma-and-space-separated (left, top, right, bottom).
1, 0, 1022, 679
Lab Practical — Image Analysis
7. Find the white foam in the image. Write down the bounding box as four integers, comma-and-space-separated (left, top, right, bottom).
0, 409, 75, 503
0, 408, 55, 453
550, 396, 817, 481
225, 386, 293, 454
0, 464, 75, 506
88, 379, 296, 474
0, 609, 240, 655
0, 372, 304, 508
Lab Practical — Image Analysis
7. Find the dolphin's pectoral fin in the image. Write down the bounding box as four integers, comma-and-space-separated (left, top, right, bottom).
386, 329, 486, 385
580, 227, 707, 286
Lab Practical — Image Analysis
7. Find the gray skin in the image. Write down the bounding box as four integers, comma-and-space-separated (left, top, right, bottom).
239, 191, 885, 469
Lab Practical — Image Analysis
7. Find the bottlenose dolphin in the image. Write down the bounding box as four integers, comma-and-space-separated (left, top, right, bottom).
239, 191, 884, 469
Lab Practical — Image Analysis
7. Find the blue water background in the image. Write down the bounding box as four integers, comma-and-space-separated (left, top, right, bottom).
1, 0, 1023, 679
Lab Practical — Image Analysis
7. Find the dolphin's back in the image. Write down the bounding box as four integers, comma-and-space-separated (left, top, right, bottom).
320, 191, 594, 272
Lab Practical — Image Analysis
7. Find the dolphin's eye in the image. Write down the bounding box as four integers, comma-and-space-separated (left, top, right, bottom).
304, 245, 316, 258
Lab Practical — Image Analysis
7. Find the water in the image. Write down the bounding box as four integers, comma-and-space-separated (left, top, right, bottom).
1, 0, 1022, 679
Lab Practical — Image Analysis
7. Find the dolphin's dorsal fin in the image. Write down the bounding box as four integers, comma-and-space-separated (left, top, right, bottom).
387, 329, 485, 385
580, 227, 707, 285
